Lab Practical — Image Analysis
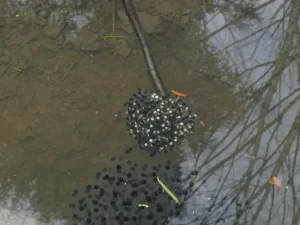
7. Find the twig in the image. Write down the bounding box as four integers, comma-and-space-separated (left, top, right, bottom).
64, 62, 75, 78
0, 92, 17, 101
11, 65, 22, 72
104, 35, 126, 39
122, 0, 167, 96
112, 0, 116, 34
54, 62, 59, 74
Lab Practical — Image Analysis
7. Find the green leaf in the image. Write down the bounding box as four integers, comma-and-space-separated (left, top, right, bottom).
157, 176, 179, 204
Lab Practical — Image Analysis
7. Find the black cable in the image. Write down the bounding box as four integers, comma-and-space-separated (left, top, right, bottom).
122, 0, 167, 97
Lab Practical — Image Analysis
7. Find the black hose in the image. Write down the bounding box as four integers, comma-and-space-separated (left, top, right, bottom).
122, 0, 167, 97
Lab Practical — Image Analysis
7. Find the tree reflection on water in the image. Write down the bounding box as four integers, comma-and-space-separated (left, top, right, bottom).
175, 0, 300, 224
0, 0, 300, 225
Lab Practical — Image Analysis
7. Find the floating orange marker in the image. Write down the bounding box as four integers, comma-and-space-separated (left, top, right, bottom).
171, 90, 188, 97
269, 176, 282, 188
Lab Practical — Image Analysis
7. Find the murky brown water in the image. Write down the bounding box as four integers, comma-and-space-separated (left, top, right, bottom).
1, 0, 300, 225
0, 0, 239, 224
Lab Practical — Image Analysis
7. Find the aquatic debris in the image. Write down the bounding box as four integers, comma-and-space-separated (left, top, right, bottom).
124, 88, 197, 155
171, 90, 187, 97
100, 35, 127, 41
157, 176, 179, 204
269, 176, 282, 188
68, 150, 198, 225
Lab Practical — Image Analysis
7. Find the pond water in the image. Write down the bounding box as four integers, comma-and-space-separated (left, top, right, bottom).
0, 0, 299, 225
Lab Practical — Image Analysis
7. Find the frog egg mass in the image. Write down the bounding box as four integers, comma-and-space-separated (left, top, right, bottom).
68, 150, 198, 225
124, 89, 197, 155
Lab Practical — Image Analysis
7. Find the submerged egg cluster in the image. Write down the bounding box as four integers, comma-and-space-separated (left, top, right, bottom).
125, 89, 197, 155
69, 149, 198, 225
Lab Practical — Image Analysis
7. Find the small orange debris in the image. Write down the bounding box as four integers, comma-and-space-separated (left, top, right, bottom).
269, 176, 282, 188
171, 90, 188, 97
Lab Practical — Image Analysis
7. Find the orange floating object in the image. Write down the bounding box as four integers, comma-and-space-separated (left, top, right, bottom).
269, 176, 282, 188
171, 90, 188, 97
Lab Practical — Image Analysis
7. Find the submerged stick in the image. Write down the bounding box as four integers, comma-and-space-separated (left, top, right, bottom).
122, 0, 197, 156
122, 0, 167, 97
